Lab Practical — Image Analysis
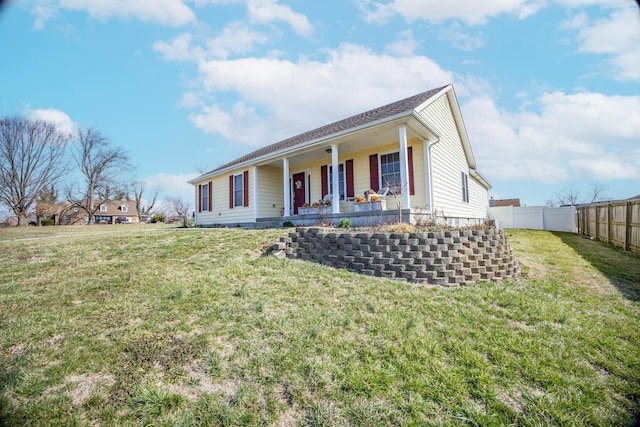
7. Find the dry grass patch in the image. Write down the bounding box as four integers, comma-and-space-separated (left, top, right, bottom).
0, 226, 638, 426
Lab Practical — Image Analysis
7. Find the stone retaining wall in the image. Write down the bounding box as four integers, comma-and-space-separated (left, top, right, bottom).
272, 227, 520, 286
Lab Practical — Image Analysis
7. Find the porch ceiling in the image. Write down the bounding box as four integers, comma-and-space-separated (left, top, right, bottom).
258, 116, 432, 169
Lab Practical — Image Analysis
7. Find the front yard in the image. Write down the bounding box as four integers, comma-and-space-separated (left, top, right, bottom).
0, 225, 638, 426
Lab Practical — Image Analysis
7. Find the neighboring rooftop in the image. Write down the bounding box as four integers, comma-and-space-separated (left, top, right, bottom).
490, 198, 521, 207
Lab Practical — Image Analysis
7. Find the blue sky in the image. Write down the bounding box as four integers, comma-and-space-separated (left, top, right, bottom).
1, 0, 638, 208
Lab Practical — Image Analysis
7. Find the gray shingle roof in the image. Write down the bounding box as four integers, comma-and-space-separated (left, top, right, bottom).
208, 85, 448, 174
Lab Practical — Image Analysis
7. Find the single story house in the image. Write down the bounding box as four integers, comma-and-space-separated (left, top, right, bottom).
190, 84, 491, 227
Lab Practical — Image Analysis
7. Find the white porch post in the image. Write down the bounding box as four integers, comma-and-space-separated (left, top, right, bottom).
331, 144, 340, 214
253, 166, 259, 221
399, 126, 411, 209
283, 157, 290, 217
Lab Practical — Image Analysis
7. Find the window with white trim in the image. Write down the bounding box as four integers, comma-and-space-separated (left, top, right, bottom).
380, 152, 400, 193
328, 163, 346, 201
99, 204, 107, 212
121, 204, 128, 212
201, 183, 209, 211
233, 174, 244, 207
461, 172, 469, 203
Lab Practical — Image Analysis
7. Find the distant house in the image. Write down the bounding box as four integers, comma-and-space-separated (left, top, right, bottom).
489, 197, 521, 207
190, 84, 491, 227
0, 216, 18, 227
36, 200, 139, 225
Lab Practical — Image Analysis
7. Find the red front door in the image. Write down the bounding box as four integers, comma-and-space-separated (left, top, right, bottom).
292, 172, 306, 214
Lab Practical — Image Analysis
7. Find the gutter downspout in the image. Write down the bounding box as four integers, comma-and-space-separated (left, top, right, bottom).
426, 137, 440, 216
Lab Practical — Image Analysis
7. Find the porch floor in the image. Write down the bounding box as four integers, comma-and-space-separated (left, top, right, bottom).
256, 208, 409, 228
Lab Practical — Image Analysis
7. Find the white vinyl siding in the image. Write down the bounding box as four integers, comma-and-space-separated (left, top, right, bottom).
418, 93, 488, 219
257, 166, 284, 218
194, 169, 254, 226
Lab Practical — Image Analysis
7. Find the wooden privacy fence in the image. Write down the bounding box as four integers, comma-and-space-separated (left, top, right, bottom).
576, 200, 640, 254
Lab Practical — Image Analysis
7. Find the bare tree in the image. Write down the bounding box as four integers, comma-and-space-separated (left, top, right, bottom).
165, 196, 192, 227
70, 127, 132, 224
0, 117, 69, 225
586, 183, 610, 203
554, 184, 581, 206
554, 182, 610, 206
133, 181, 159, 220
380, 173, 409, 223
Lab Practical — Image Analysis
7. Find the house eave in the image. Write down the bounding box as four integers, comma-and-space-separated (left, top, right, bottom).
190, 109, 438, 184
470, 169, 491, 190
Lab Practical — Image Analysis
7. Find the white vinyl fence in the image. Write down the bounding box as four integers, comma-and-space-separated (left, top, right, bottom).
488, 206, 577, 232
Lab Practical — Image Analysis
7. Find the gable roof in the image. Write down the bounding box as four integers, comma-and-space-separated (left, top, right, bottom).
192, 85, 449, 182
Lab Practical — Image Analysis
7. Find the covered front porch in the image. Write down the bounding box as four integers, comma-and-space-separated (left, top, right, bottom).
252, 119, 439, 223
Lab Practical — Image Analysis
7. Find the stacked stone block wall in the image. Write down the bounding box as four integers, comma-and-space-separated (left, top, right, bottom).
273, 227, 520, 286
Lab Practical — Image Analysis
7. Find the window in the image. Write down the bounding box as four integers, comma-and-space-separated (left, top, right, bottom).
328, 164, 346, 200
380, 152, 400, 193
201, 183, 209, 211
233, 174, 244, 207
100, 204, 107, 212
461, 172, 469, 203
121, 204, 128, 212
95, 215, 110, 223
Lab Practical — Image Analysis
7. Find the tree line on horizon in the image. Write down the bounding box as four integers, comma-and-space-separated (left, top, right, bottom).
0, 116, 188, 226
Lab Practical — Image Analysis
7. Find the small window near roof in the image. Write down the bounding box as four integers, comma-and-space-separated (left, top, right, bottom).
121, 204, 128, 212
100, 204, 107, 212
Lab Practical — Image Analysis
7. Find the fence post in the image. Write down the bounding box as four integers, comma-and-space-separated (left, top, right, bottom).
607, 203, 612, 244
595, 205, 600, 240
625, 202, 631, 252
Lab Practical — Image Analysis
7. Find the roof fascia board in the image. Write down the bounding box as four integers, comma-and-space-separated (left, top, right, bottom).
470, 169, 491, 189
444, 87, 478, 170
191, 109, 421, 183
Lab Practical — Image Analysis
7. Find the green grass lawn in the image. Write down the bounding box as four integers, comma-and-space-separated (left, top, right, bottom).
0, 225, 639, 426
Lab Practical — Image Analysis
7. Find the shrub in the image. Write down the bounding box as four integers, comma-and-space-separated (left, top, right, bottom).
282, 221, 294, 227
337, 217, 351, 229
41, 219, 55, 226
150, 213, 165, 223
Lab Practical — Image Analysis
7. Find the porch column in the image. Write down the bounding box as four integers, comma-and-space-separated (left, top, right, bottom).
424, 137, 439, 215
331, 143, 340, 214
399, 126, 411, 209
253, 166, 259, 221
283, 157, 290, 217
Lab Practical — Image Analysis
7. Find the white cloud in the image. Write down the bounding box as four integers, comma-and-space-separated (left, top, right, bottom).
464, 91, 640, 184
191, 44, 454, 146
437, 24, 485, 51
141, 172, 199, 202
204, 22, 270, 59
27, 108, 76, 136
30, 0, 196, 27
247, 0, 313, 36
385, 30, 419, 56
571, 4, 640, 81
31, 4, 57, 30
362, 0, 536, 26
154, 33, 201, 61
